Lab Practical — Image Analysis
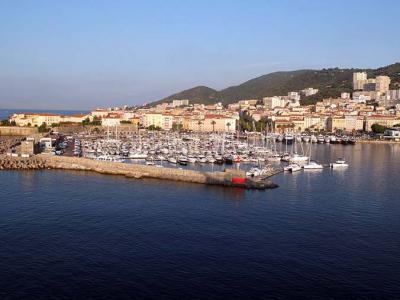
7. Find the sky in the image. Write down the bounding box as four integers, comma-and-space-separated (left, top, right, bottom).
0, 0, 399, 110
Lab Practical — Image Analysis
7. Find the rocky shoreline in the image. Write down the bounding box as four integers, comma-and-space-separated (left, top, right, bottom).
0, 156, 48, 170
0, 136, 24, 155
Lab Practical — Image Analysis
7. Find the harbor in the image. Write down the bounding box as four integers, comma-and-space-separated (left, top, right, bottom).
0, 128, 362, 190
56, 129, 356, 176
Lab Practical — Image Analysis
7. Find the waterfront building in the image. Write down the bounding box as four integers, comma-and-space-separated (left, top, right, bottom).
327, 115, 364, 132
91, 109, 111, 118
101, 114, 123, 127
364, 115, 400, 131
61, 114, 88, 123
10, 113, 63, 127
304, 115, 323, 130
142, 112, 163, 128
202, 115, 236, 132
383, 128, 400, 141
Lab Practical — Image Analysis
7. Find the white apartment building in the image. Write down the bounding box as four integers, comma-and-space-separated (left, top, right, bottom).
263, 96, 287, 109
172, 99, 189, 107
375, 76, 391, 93
353, 72, 367, 90
301, 88, 319, 97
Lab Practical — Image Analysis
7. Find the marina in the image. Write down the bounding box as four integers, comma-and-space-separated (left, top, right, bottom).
0, 129, 361, 189
57, 130, 357, 176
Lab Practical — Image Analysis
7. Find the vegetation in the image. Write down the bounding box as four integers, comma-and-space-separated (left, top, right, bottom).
238, 112, 273, 132
0, 119, 17, 126
38, 123, 49, 133
211, 120, 216, 132
151, 63, 400, 106
371, 123, 386, 134
82, 116, 101, 126
120, 120, 132, 124
172, 123, 183, 131
148, 125, 161, 131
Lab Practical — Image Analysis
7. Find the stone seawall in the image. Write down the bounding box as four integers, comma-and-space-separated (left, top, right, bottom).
0, 126, 38, 136
0, 155, 279, 189
44, 155, 240, 185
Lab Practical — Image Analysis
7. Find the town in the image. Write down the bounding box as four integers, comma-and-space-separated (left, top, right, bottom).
4, 72, 400, 140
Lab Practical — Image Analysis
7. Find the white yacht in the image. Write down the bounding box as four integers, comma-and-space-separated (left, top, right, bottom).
188, 156, 197, 163
289, 153, 309, 162
128, 152, 148, 159
168, 157, 177, 164
284, 163, 302, 172
303, 161, 323, 169
330, 158, 349, 168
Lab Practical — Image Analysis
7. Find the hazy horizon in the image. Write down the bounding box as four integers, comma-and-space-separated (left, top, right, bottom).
1, 0, 399, 110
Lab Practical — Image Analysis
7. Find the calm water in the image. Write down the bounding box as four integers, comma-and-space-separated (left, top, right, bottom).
0, 109, 89, 120
1, 144, 400, 299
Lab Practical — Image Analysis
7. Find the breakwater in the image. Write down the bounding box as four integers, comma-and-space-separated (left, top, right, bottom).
0, 155, 279, 189
0, 137, 24, 155
0, 156, 47, 170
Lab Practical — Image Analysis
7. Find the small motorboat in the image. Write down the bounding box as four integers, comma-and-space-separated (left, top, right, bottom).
330, 158, 349, 168
303, 161, 323, 169
284, 163, 302, 172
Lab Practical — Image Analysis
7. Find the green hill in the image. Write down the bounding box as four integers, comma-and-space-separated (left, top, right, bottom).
151, 63, 400, 106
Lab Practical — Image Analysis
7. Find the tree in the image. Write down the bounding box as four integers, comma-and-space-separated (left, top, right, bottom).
226, 122, 231, 132
371, 123, 385, 134
0, 119, 10, 126
82, 117, 90, 126
38, 123, 48, 133
148, 125, 162, 131
211, 120, 216, 132
172, 123, 183, 131
239, 111, 255, 132
92, 127, 101, 134
120, 120, 131, 124
92, 116, 101, 126
394, 123, 400, 127
197, 120, 202, 132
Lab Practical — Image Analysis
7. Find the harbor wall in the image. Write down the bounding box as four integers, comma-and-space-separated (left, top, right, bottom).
43, 155, 245, 186
0, 155, 278, 189
0, 126, 38, 136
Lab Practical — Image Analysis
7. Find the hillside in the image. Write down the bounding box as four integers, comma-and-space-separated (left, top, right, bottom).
151, 63, 400, 106
151, 86, 218, 106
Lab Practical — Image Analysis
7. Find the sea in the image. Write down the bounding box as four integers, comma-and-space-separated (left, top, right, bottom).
0, 108, 89, 121
1, 143, 400, 299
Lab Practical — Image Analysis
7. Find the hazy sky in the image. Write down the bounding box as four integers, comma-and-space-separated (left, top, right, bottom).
0, 0, 399, 110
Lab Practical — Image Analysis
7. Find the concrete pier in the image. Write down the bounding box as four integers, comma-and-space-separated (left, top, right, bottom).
0, 155, 279, 189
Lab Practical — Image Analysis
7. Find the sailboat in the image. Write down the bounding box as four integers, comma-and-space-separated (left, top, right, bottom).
303, 143, 323, 169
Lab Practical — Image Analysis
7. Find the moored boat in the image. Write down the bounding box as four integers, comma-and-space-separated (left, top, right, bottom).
330, 158, 349, 168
